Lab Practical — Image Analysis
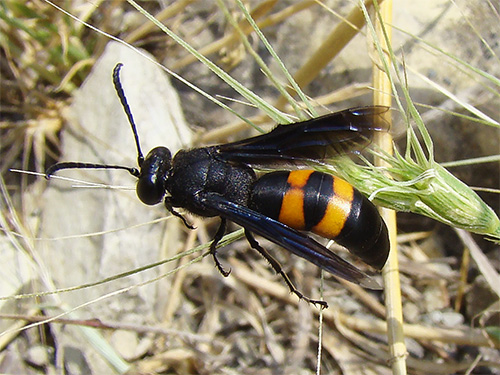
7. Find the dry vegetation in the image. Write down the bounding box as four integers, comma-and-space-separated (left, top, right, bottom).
1, 1, 499, 374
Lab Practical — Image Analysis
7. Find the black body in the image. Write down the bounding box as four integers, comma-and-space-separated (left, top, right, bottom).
165, 147, 256, 217
46, 63, 391, 307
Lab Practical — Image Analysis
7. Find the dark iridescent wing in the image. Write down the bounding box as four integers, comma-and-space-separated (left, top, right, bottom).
200, 192, 381, 289
216, 106, 389, 166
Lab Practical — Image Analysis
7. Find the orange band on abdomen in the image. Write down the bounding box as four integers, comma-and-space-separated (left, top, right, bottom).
278, 170, 314, 230
312, 177, 354, 239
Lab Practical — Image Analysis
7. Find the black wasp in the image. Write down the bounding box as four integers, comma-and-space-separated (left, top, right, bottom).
47, 63, 390, 307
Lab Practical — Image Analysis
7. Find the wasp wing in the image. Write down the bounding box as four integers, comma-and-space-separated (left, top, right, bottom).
200, 192, 381, 289
216, 106, 389, 167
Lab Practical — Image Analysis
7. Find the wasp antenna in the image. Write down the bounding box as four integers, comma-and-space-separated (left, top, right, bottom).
112, 63, 145, 168
45, 162, 140, 180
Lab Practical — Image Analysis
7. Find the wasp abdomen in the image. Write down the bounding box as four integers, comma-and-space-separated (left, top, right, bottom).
249, 170, 389, 270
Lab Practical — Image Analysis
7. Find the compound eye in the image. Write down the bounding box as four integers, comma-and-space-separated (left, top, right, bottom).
137, 174, 165, 205
136, 147, 171, 205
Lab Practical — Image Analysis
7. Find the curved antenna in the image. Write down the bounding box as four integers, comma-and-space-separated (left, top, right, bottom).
45, 64, 144, 180
112, 63, 144, 167
46, 162, 139, 179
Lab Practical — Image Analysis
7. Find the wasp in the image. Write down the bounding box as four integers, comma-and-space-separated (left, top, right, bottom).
47, 63, 390, 307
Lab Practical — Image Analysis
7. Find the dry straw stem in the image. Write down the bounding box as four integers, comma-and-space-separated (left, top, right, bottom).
274, 0, 378, 111
230, 260, 496, 348
189, 0, 377, 145
124, 0, 196, 44
161, 220, 200, 324
170, 0, 316, 70
369, 1, 407, 374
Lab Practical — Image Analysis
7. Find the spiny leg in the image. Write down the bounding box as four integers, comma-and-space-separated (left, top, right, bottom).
244, 230, 328, 308
165, 197, 195, 230
210, 218, 231, 277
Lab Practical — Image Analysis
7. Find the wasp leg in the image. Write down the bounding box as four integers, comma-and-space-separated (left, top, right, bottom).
165, 197, 195, 230
210, 218, 231, 277
244, 230, 328, 308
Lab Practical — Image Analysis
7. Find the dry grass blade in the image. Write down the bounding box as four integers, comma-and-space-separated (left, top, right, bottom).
454, 229, 500, 298
232, 260, 498, 346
